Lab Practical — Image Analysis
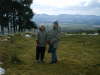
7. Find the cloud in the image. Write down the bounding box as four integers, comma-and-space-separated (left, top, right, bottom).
31, 0, 100, 15
32, 0, 82, 8
83, 0, 100, 8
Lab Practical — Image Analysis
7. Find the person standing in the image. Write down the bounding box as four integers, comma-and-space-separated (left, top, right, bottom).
36, 25, 47, 63
48, 21, 61, 64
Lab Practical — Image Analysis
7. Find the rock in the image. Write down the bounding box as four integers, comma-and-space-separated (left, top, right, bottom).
0, 62, 3, 65
0, 67, 5, 75
25, 34, 31, 38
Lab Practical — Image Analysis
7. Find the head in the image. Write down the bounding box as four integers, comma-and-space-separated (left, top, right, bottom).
53, 21, 59, 30
39, 25, 45, 31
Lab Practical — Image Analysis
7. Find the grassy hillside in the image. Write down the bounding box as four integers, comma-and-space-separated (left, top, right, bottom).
0, 34, 100, 75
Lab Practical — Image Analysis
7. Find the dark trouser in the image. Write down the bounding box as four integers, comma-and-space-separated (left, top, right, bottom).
49, 45, 57, 63
36, 46, 45, 61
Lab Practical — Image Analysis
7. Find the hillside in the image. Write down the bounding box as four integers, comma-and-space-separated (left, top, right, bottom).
0, 34, 100, 75
33, 14, 100, 25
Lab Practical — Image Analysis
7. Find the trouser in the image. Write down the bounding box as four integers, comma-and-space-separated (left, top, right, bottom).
49, 45, 57, 63
36, 46, 45, 61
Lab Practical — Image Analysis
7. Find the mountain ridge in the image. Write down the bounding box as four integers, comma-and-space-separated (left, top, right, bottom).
33, 14, 100, 25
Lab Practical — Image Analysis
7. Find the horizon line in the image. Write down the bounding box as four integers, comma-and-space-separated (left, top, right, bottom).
34, 13, 100, 16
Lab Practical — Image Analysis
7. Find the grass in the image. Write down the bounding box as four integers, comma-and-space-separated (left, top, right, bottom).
0, 34, 100, 75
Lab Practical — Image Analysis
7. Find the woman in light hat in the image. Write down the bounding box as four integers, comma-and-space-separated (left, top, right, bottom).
36, 25, 47, 63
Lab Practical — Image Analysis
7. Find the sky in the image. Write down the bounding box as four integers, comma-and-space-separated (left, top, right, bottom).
31, 0, 100, 15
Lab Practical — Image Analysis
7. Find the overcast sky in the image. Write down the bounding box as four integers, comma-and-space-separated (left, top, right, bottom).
31, 0, 100, 15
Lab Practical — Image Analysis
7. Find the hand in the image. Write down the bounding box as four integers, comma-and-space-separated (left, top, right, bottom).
36, 40, 39, 46
47, 40, 51, 44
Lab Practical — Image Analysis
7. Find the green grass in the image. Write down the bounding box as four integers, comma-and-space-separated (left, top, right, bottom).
0, 34, 100, 75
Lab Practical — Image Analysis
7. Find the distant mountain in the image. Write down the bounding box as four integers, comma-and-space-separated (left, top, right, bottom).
33, 14, 100, 25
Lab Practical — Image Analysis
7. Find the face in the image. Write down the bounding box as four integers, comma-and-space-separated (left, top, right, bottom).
39, 25, 45, 31
53, 24, 58, 29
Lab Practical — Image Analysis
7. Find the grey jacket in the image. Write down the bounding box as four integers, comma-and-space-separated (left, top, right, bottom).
48, 27, 61, 48
37, 30, 47, 47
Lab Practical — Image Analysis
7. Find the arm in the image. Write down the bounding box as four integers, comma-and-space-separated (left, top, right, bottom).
46, 31, 51, 44
36, 32, 40, 46
51, 27, 61, 43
